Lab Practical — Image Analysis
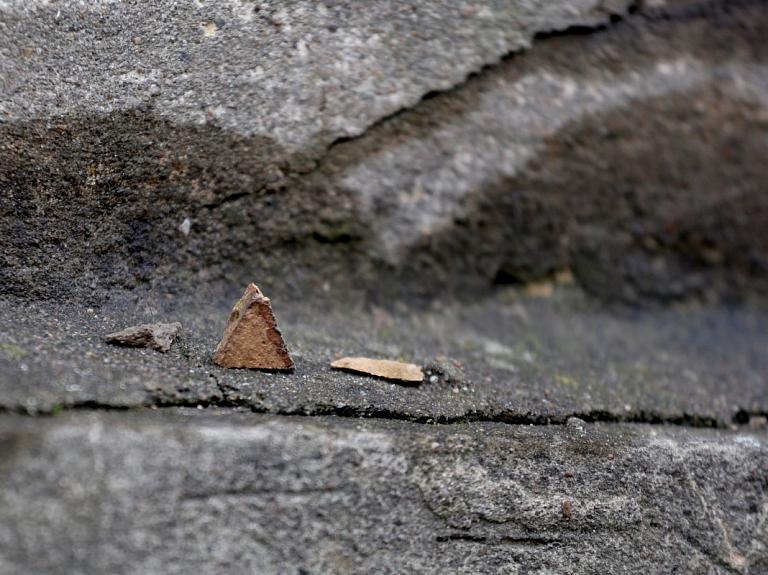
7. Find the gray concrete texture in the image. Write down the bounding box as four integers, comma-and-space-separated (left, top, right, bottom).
2, 0, 767, 303
2, 411, 767, 575
0, 0, 629, 300
2, 0, 768, 573
1, 289, 767, 427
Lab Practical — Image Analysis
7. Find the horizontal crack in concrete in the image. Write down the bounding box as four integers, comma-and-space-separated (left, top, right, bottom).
205, 4, 643, 215
4, 400, 762, 432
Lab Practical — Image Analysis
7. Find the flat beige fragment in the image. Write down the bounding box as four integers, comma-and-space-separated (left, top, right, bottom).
104, 322, 181, 353
330, 357, 424, 383
213, 283, 294, 370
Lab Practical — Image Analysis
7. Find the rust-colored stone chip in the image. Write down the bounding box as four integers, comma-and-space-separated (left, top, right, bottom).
105, 322, 181, 352
213, 284, 294, 370
562, 499, 572, 519
330, 357, 424, 383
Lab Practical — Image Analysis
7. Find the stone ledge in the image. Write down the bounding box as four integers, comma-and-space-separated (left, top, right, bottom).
1, 411, 765, 574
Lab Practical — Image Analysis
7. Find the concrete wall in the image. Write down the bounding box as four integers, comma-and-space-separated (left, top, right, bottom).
2, 0, 767, 304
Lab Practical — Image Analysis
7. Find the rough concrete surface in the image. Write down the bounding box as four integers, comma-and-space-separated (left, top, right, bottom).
0, 0, 629, 144
2, 0, 767, 304
0, 0, 630, 300
1, 286, 767, 428
1, 412, 767, 574
2, 0, 768, 573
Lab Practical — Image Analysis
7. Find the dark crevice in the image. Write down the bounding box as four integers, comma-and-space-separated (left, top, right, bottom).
160, 400, 762, 430
436, 532, 558, 546
329, 135, 354, 146
203, 190, 252, 209
319, 5, 636, 155
532, 24, 608, 41
0, 402, 136, 416
731, 409, 768, 427
436, 533, 487, 543
3, 399, 767, 432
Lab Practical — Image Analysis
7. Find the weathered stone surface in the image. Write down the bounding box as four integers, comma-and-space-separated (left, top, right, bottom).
1, 2, 767, 572
0, 0, 629, 147
0, 411, 766, 574
331, 357, 424, 383
12, 0, 768, 306
424, 358, 470, 385
213, 284, 293, 370
105, 322, 181, 352
1, 291, 765, 426
316, 0, 768, 303
0, 0, 640, 302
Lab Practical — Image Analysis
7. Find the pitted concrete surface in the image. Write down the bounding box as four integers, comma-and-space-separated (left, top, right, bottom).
1, 288, 765, 427
2, 1, 768, 573
2, 1, 767, 303
0, 0, 629, 148
1, 411, 766, 574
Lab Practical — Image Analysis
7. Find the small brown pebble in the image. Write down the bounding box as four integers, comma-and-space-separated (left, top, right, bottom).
564, 470, 574, 478
607, 453, 614, 460
105, 322, 181, 352
749, 415, 767, 429
626, 455, 633, 461
524, 281, 554, 297
201, 20, 219, 35
562, 500, 571, 519
331, 357, 423, 383
213, 284, 294, 371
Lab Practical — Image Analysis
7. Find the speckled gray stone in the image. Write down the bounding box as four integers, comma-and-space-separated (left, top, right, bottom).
1, 2, 768, 573
2, 1, 767, 305
0, 0, 630, 148
0, 411, 765, 574
105, 322, 181, 352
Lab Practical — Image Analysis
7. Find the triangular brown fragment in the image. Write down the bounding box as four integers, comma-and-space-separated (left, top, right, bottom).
213, 284, 294, 370
330, 357, 423, 383
105, 322, 181, 353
